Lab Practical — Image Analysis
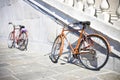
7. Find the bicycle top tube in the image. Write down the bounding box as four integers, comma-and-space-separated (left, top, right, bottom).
63, 28, 82, 32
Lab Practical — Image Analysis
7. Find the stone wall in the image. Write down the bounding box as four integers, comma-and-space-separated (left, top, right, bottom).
0, 0, 62, 46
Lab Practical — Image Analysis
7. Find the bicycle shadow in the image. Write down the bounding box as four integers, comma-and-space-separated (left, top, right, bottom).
57, 48, 100, 71
57, 51, 84, 68
46, 50, 99, 71
45, 44, 100, 70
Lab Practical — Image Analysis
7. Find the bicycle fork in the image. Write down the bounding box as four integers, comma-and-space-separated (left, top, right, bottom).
59, 35, 64, 56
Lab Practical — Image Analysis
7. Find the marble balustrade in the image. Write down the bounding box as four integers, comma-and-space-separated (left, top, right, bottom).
56, 0, 120, 27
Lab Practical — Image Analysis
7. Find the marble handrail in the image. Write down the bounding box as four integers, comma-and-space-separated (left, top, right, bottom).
57, 0, 120, 26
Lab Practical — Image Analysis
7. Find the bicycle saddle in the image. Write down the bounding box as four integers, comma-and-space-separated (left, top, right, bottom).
73, 21, 91, 25
81, 21, 91, 25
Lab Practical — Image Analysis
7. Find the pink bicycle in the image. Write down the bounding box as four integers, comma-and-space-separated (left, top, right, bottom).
8, 22, 28, 51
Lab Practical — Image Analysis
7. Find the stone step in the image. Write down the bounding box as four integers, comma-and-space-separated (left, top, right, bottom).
26, 0, 120, 56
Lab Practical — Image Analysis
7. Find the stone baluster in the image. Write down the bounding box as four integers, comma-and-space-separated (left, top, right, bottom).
84, 0, 96, 16
73, 0, 83, 12
58, 0, 65, 2
100, 0, 110, 11
98, 0, 110, 22
116, 1, 120, 19
64, 0, 74, 7
114, 0, 120, 30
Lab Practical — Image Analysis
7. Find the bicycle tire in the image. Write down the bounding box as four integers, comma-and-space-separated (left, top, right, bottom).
18, 32, 28, 51
49, 35, 61, 63
78, 34, 110, 70
8, 32, 14, 48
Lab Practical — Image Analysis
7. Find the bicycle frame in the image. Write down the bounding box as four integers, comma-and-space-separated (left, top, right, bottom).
58, 26, 111, 57
8, 22, 28, 50
11, 26, 20, 42
59, 26, 88, 56
10, 23, 28, 44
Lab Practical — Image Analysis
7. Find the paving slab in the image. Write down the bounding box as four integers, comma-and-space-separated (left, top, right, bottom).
97, 72, 120, 80
0, 42, 120, 80
0, 76, 19, 80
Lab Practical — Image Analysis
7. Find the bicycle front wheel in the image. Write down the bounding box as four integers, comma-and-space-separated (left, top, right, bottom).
18, 32, 28, 51
78, 34, 110, 70
8, 32, 14, 48
49, 36, 62, 63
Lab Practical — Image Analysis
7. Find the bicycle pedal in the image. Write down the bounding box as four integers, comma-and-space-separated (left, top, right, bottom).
73, 54, 78, 59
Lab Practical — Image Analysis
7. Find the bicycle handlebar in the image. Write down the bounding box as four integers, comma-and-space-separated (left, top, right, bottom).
8, 22, 25, 29
8, 22, 13, 25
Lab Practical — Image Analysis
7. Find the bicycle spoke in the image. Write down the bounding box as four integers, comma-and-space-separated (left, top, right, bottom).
18, 33, 28, 50
8, 32, 14, 48
78, 34, 109, 70
49, 36, 61, 63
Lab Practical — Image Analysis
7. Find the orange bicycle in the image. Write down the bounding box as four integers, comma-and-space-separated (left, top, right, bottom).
49, 21, 111, 70
8, 22, 28, 51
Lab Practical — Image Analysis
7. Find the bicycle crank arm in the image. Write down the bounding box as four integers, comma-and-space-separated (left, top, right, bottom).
79, 50, 90, 54
79, 49, 96, 54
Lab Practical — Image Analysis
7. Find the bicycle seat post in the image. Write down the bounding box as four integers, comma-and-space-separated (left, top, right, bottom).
82, 24, 86, 30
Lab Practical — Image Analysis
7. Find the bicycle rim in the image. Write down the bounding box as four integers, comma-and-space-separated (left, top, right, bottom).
8, 32, 14, 48
49, 36, 61, 63
78, 34, 109, 70
18, 32, 28, 50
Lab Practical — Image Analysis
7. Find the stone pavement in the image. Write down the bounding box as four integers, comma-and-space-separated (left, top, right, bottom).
0, 42, 120, 80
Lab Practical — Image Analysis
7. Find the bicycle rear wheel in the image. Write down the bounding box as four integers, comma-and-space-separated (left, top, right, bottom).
8, 32, 14, 48
78, 34, 110, 70
18, 32, 28, 51
49, 36, 61, 63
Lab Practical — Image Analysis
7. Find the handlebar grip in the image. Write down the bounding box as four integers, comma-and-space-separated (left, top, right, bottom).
8, 22, 12, 24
